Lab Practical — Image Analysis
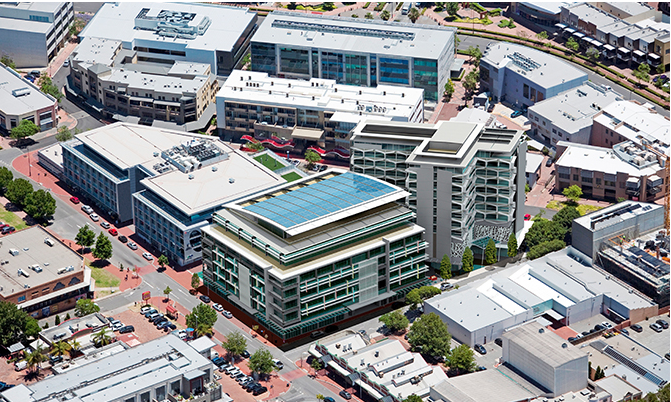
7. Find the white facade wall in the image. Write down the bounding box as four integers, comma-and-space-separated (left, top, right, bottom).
504, 337, 557, 394
0, 29, 48, 68
554, 356, 589, 396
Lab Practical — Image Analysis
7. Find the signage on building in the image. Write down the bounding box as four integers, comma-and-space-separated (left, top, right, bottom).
142, 291, 151, 301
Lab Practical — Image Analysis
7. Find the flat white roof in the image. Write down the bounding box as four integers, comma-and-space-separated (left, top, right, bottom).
555, 142, 659, 176
525, 152, 544, 174
0, 64, 55, 116
504, 321, 588, 368
565, 3, 619, 28
103, 67, 211, 95
573, 200, 663, 231
71, 37, 121, 66
594, 101, 670, 149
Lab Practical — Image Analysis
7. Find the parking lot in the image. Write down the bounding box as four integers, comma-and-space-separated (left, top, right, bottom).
107, 306, 182, 345
622, 314, 671, 358
568, 315, 618, 336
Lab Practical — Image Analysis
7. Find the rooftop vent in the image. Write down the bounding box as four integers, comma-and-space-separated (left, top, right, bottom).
538, 328, 545, 334
212, 166, 218, 172
188, 174, 194, 180
229, 178, 235, 184
562, 343, 568, 349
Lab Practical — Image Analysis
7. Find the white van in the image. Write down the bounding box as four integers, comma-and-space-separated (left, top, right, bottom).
8, 249, 19, 256
44, 238, 55, 247
15, 361, 27, 371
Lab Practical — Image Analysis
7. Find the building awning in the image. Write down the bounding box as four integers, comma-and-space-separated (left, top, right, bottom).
564, 28, 576, 34
291, 127, 324, 140
633, 50, 646, 57
184, 369, 206, 380
154, 100, 181, 107
582, 37, 593, 45
166, 305, 177, 314
329, 111, 365, 124
555, 23, 567, 29
590, 40, 603, 47
618, 47, 630, 54
573, 32, 585, 39
327, 360, 352, 376
648, 53, 661, 60
355, 379, 385, 400
451, 58, 465, 72
8, 342, 24, 354
603, 44, 616, 51
544, 309, 565, 321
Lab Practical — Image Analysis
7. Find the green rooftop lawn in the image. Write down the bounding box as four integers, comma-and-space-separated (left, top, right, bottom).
0, 204, 28, 230
254, 154, 285, 172
281, 172, 302, 182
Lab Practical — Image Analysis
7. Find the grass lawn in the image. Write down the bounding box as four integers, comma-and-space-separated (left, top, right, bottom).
90, 266, 120, 288
577, 204, 603, 216
281, 172, 302, 182
546, 200, 562, 210
0, 204, 28, 230
254, 154, 284, 172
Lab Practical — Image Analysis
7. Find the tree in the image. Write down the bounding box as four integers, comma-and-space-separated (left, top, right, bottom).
365, 12, 374, 19
418, 285, 441, 300
0, 166, 13, 194
535, 30, 548, 45
444, 79, 455, 100
643, 383, 669, 402
380, 10, 391, 20
92, 327, 111, 347
157, 254, 168, 270
408, 7, 420, 23
50, 340, 71, 358
248, 348, 277, 377
75, 225, 96, 251
65, 313, 71, 320
196, 323, 214, 338
407, 312, 452, 358
439, 254, 451, 280
404, 396, 423, 402
322, 2, 336, 11
462, 71, 479, 99
552, 205, 581, 232
566, 36, 579, 52
56, 126, 74, 142
562, 184, 583, 205
24, 189, 57, 221
6, 178, 33, 208
36, 75, 62, 102
68, 338, 81, 358
445, 343, 476, 374
586, 46, 600, 63
304, 149, 321, 168
527, 239, 566, 259
163, 286, 172, 301
246, 141, 264, 151
222, 331, 247, 358
405, 289, 423, 309
74, 299, 100, 317
186, 303, 218, 331
24, 317, 41, 339
507, 233, 518, 258
633, 62, 651, 85
525, 219, 566, 249
191, 272, 201, 293
1, 55, 16, 70
54, 315, 61, 326
466, 46, 482, 66
445, 2, 460, 16
379, 310, 409, 333
316, 394, 325, 401
484, 238, 497, 265
655, 64, 665, 75
0, 301, 30, 346
25, 345, 46, 374
310, 358, 323, 371
92, 232, 113, 261
462, 247, 474, 272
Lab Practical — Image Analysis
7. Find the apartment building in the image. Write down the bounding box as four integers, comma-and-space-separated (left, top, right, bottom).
201, 170, 429, 341
527, 82, 622, 146
61, 123, 295, 266
350, 120, 526, 266
0, 227, 90, 319
479, 42, 588, 108
250, 12, 455, 102
0, 62, 58, 133
217, 70, 424, 147
0, 2, 74, 68
78, 2, 258, 76
590, 100, 669, 150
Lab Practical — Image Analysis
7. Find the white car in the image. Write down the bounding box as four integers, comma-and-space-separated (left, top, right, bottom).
222, 310, 233, 319
127, 241, 138, 250
212, 303, 223, 312
81, 205, 93, 214
140, 306, 152, 314
89, 213, 100, 222
601, 322, 613, 329
113, 322, 123, 331
177, 330, 187, 340
100, 222, 110, 229
142, 252, 154, 261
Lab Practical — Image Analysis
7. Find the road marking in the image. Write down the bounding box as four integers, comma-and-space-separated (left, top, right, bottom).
129, 291, 135, 296
186, 270, 193, 274
146, 283, 155, 289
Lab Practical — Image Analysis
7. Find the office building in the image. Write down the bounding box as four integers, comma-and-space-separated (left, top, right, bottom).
309, 334, 447, 401
479, 42, 588, 108
201, 169, 429, 341
590, 101, 669, 150
0, 334, 221, 402
0, 62, 59, 133
0, 226, 90, 319
61, 123, 296, 266
502, 321, 588, 397
250, 12, 455, 102
0, 2, 74, 68
509, 2, 571, 28
350, 120, 526, 266
68, 37, 218, 129
554, 140, 667, 203
78, 2, 258, 76
527, 82, 622, 146
423, 247, 657, 347
216, 70, 424, 146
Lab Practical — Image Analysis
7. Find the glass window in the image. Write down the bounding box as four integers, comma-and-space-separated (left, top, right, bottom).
413, 58, 438, 101
379, 57, 409, 85
140, 392, 150, 402
280, 47, 310, 75
321, 51, 344, 81
171, 380, 180, 395
523, 84, 529, 99
155, 386, 166, 400
251, 42, 277, 75
344, 54, 368, 85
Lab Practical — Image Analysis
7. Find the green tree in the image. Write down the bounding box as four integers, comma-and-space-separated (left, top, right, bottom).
462, 70, 479, 99
404, 395, 423, 402
379, 310, 409, 333
246, 141, 264, 151
304, 149, 321, 168
157, 254, 168, 270
535, 30, 548, 45
408, 7, 420, 23
380, 10, 391, 20
0, 301, 30, 346
525, 183, 531, 193
322, 2, 336, 11
54, 315, 61, 326
552, 205, 581, 232
50, 340, 71, 358
65, 313, 71, 320
462, 247, 474, 272
444, 79, 455, 100
310, 358, 323, 370
407, 312, 452, 358
566, 36, 579, 52
196, 323, 214, 338
439, 254, 452, 280
68, 338, 81, 358
92, 327, 111, 347
365, 12, 374, 19
643, 383, 669, 402
633, 62, 651, 85
5, 178, 33, 208
562, 184, 583, 205
186, 303, 218, 330
586, 46, 600, 63
163, 286, 172, 301
316, 394, 325, 401
466, 45, 482, 65
222, 331, 247, 358
24, 189, 57, 221
1, 55, 16, 70
445, 343, 476, 374
24, 317, 41, 339
248, 348, 277, 378
36, 75, 63, 102
418, 285, 441, 300
405, 289, 423, 309
191, 272, 201, 293
92, 232, 113, 261
0, 166, 13, 194
56, 126, 73, 142
525, 219, 566, 249
484, 238, 497, 265
75, 225, 96, 251
507, 233, 518, 258
25, 344, 46, 374
445, 2, 460, 16
655, 64, 665, 75
527, 239, 566, 259
74, 299, 100, 317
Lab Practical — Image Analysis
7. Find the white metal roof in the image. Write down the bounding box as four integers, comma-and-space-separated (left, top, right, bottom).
555, 142, 659, 176
0, 64, 56, 116
504, 321, 588, 368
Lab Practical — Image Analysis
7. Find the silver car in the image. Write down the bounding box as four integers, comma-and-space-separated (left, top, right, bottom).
127, 241, 138, 250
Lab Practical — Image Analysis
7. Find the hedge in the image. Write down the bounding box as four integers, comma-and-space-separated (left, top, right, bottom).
396, 2, 403, 11
527, 240, 566, 260
470, 2, 486, 13
364, 2, 371, 8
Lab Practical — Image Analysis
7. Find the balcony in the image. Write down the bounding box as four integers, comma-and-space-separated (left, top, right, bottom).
166, 381, 222, 402
253, 121, 295, 138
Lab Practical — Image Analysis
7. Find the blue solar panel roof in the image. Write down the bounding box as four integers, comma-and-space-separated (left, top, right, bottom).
243, 172, 397, 228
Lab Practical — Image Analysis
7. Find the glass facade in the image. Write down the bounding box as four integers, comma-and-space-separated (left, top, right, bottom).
379, 57, 409, 85
279, 47, 310, 75
413, 58, 439, 101
344, 54, 368, 85
321, 51, 343, 81
251, 42, 276, 75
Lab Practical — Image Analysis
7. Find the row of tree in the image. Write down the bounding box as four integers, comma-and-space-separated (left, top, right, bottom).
75, 225, 113, 261
0, 167, 56, 222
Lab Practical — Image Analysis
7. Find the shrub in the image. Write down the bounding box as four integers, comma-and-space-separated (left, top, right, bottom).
364, 2, 371, 8
527, 240, 566, 260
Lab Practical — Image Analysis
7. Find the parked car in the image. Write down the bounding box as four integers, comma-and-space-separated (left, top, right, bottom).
594, 324, 605, 331
150, 314, 164, 323
142, 252, 153, 261
650, 323, 663, 333
199, 295, 211, 303
494, 338, 503, 347
620, 328, 629, 335
524, 214, 531, 220
273, 359, 284, 370
118, 235, 128, 243
244, 381, 259, 391
212, 303, 223, 311
0, 382, 14, 392
311, 164, 320, 172
510, 110, 523, 118
323, 397, 335, 402
81, 205, 93, 214
63, 59, 69, 68
440, 283, 454, 291
236, 375, 251, 384
100, 221, 110, 229
656, 319, 669, 329
157, 320, 171, 329
241, 350, 250, 359
253, 386, 268, 396
568, 337, 577, 342
163, 323, 177, 332
147, 312, 160, 321
2, 226, 15, 234
222, 310, 233, 319
113, 322, 123, 331
143, 309, 158, 318
127, 241, 138, 250
140, 306, 152, 314
474, 344, 487, 355
601, 322, 613, 329
212, 357, 225, 366
118, 325, 134, 334
89, 213, 100, 222
49, 355, 63, 365
339, 390, 352, 400
70, 196, 80, 204
545, 158, 554, 168
108, 228, 118, 236
30, 70, 40, 77
319, 165, 328, 172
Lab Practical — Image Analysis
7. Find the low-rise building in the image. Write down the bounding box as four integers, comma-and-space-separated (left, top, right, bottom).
216, 70, 424, 147
0, 226, 90, 319
510, 2, 572, 28
479, 42, 588, 108
526, 82, 622, 146
0, 62, 58, 132
39, 312, 110, 349
590, 100, 670, 150
201, 169, 429, 342
525, 152, 544, 189
0, 2, 74, 68
429, 367, 545, 402
0, 334, 221, 402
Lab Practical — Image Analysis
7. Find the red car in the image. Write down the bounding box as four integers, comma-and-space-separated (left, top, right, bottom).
524, 214, 531, 220
70, 196, 80, 204
108, 228, 118, 236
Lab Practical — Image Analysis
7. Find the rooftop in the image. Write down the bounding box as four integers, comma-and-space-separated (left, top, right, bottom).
482, 42, 587, 89
573, 200, 663, 232
71, 37, 121, 66
0, 227, 84, 298
563, 3, 619, 28
102, 66, 212, 95
40, 313, 109, 345
555, 142, 660, 176
430, 367, 540, 402
0, 2, 64, 14
504, 321, 588, 368
528, 82, 622, 134
595, 375, 641, 401
520, 2, 572, 15
253, 11, 455, 59
0, 63, 56, 116
525, 152, 544, 174
593, 101, 670, 152
79, 3, 257, 53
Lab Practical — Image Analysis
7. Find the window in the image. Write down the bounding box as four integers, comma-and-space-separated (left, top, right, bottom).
552, 129, 556, 134
573, 174, 579, 181
171, 380, 180, 394
140, 392, 150, 402
523, 84, 529, 99
17, 295, 25, 303
581, 177, 592, 183
596, 178, 602, 186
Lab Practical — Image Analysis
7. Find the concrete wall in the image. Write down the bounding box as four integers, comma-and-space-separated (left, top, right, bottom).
564, 295, 604, 326
554, 355, 589, 396
0, 29, 48, 68
505, 335, 557, 394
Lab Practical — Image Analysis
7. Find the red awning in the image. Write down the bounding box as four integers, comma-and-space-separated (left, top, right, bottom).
166, 305, 177, 314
